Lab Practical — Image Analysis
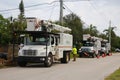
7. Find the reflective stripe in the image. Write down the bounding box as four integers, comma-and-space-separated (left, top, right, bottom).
58, 46, 72, 48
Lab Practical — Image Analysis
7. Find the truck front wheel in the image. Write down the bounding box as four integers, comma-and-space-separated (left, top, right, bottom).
44, 54, 53, 67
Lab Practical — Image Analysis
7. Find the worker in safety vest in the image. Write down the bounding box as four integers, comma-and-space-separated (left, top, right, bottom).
72, 46, 77, 61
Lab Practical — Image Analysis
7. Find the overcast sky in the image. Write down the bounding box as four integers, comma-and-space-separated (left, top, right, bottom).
0, 0, 120, 36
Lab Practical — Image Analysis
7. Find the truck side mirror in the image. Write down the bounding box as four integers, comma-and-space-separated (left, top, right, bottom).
19, 43, 24, 49
51, 37, 54, 45
51, 40, 54, 45
55, 38, 58, 46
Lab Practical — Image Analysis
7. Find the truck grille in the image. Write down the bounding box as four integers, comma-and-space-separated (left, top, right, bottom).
23, 50, 37, 56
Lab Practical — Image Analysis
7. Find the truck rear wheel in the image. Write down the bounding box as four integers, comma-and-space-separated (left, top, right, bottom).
61, 52, 70, 63
18, 61, 27, 67
44, 54, 53, 67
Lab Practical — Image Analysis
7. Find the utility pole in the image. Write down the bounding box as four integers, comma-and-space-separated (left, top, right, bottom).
109, 20, 111, 51
59, 0, 63, 25
10, 16, 15, 62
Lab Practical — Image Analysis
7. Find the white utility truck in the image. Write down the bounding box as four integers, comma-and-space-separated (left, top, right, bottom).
79, 34, 101, 58
100, 39, 110, 56
15, 17, 73, 67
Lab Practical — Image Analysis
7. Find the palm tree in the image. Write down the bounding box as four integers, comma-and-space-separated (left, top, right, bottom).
103, 27, 116, 38
83, 24, 99, 37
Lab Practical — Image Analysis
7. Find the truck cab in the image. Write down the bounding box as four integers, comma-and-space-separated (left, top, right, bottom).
79, 41, 96, 58
14, 18, 72, 67
15, 31, 72, 67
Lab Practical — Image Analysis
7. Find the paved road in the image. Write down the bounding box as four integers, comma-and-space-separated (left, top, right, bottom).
0, 53, 120, 80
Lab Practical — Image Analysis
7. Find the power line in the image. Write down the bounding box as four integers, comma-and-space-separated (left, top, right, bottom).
24, 1, 58, 8
0, 0, 58, 13
0, 4, 58, 14
90, 1, 118, 32
0, 0, 91, 13
63, 4, 73, 13
0, 8, 19, 12
49, 3, 58, 20
88, 1, 110, 23
63, 3, 90, 28
63, 0, 91, 2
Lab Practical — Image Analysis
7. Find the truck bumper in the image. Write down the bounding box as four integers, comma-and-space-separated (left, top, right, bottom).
17, 56, 46, 63
79, 52, 94, 57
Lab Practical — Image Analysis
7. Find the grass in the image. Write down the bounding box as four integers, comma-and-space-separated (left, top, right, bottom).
0, 60, 17, 69
0, 64, 10, 69
105, 68, 120, 80
0, 64, 4, 68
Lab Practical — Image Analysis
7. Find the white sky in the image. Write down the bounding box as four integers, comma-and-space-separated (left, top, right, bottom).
0, 0, 120, 36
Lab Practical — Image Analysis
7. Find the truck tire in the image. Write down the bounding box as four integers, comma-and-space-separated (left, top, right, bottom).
18, 61, 27, 67
44, 54, 53, 67
61, 52, 70, 63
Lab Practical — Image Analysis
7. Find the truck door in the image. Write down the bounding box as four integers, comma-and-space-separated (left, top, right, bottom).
55, 37, 59, 59
51, 36, 56, 55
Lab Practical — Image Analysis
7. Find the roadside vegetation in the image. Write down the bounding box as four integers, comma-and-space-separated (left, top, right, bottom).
105, 68, 120, 80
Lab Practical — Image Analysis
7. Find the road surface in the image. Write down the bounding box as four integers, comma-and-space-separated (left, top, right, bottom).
0, 53, 120, 80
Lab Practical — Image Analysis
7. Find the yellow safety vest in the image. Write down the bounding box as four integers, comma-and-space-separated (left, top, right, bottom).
72, 48, 77, 54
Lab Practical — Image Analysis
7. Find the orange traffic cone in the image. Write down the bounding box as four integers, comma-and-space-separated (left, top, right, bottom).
109, 53, 112, 56
96, 54, 100, 59
102, 54, 105, 58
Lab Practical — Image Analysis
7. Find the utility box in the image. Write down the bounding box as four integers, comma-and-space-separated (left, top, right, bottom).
83, 34, 91, 41
26, 17, 39, 31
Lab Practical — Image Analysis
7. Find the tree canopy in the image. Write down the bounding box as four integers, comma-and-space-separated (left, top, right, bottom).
0, 15, 12, 45
61, 13, 120, 50
83, 24, 99, 37
63, 13, 83, 49
0, 0, 27, 45
13, 0, 26, 31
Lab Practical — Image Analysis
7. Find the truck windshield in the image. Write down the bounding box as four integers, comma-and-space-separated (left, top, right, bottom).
101, 44, 106, 47
81, 48, 91, 52
101, 42, 106, 47
25, 35, 50, 45
83, 42, 94, 47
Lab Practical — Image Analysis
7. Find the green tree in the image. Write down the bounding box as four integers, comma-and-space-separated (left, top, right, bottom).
13, 0, 26, 31
103, 27, 116, 38
63, 13, 83, 49
103, 27, 117, 50
98, 33, 107, 40
0, 15, 12, 45
112, 36, 120, 49
83, 24, 99, 37
89, 24, 99, 36
19, 0, 24, 15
